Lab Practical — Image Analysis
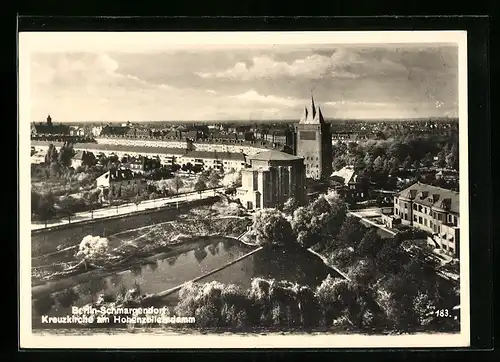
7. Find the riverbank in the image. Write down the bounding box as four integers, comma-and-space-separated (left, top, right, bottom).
32, 235, 250, 300
32, 205, 253, 295
31, 196, 222, 257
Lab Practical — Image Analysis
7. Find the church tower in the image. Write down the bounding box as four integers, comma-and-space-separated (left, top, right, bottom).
294, 94, 332, 180
46, 114, 52, 126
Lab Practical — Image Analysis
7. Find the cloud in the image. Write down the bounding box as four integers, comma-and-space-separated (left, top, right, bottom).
232, 90, 302, 107
324, 100, 397, 108
196, 50, 361, 80
28, 46, 458, 122
31, 53, 175, 92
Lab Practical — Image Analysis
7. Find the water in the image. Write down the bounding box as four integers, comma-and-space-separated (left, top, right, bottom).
32, 237, 253, 327
201, 246, 339, 289
32, 237, 341, 329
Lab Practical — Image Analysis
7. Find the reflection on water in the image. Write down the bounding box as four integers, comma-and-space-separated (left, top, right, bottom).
201, 246, 340, 290
167, 256, 178, 266
194, 248, 208, 263
33, 237, 341, 330
33, 237, 254, 324
146, 261, 158, 272
130, 264, 142, 276
208, 244, 219, 256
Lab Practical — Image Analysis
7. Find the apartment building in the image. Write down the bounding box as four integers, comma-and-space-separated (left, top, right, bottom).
393, 182, 460, 257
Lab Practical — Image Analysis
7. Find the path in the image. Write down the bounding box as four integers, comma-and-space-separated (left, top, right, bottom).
31, 188, 223, 231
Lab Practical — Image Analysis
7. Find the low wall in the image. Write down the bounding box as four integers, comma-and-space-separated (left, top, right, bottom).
31, 197, 220, 257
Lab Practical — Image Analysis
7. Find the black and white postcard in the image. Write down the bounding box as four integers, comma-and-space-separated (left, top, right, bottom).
19, 31, 469, 348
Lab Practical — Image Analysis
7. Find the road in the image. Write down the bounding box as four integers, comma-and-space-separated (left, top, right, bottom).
31, 188, 223, 231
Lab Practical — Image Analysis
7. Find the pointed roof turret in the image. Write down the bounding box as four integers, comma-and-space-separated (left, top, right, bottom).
299, 106, 308, 123
311, 92, 316, 119
298, 91, 326, 124
314, 106, 325, 123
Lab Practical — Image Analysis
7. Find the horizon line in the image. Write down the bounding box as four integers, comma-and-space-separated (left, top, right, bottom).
32, 116, 459, 124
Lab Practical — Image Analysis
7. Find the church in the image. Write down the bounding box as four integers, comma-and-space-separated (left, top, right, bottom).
293, 95, 333, 180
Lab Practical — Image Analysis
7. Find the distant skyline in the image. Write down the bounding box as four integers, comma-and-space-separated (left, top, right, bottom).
26, 34, 460, 123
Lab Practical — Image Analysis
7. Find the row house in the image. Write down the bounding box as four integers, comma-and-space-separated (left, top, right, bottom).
176, 150, 247, 172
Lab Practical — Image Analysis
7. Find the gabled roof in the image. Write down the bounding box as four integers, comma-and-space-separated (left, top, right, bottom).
330, 166, 357, 185
396, 182, 459, 214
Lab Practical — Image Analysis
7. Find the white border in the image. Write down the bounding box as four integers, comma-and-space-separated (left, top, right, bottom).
19, 31, 469, 349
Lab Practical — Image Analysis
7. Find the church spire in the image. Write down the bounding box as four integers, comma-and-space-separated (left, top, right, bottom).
311, 91, 316, 119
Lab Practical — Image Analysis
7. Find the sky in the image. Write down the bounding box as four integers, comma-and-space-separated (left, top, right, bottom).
27, 38, 459, 123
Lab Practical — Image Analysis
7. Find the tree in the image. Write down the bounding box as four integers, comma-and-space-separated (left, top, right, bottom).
402, 155, 413, 170
184, 162, 194, 173
356, 228, 383, 256
133, 194, 142, 211
157, 179, 171, 196
33, 192, 56, 222
347, 259, 378, 287
252, 208, 294, 247
58, 143, 75, 167
234, 170, 243, 187
191, 164, 203, 173
435, 150, 446, 168
421, 152, 434, 168
445, 143, 459, 170
170, 163, 181, 173
375, 243, 407, 275
208, 170, 221, 188
49, 161, 61, 177
45, 144, 59, 164
373, 155, 385, 172
57, 196, 77, 221
328, 247, 355, 269
31, 191, 41, 214
283, 197, 300, 215
310, 196, 331, 215
169, 176, 184, 194
337, 216, 367, 248
194, 177, 207, 192
98, 155, 108, 167
315, 276, 351, 324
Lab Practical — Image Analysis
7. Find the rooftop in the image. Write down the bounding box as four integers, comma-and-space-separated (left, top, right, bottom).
250, 150, 303, 162
396, 182, 459, 214
31, 140, 246, 162
330, 166, 357, 185
299, 95, 325, 125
